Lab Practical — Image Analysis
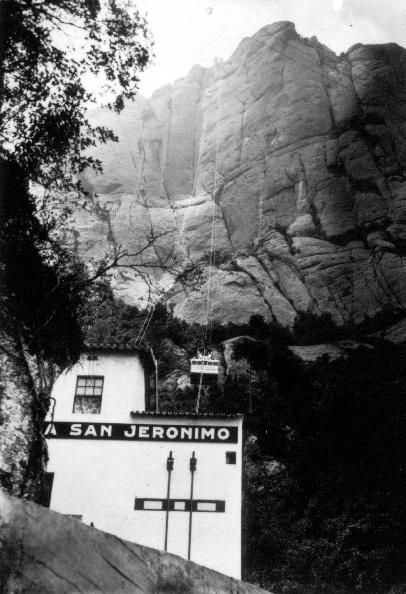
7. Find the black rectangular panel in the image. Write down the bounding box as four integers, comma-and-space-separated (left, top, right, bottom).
44, 422, 238, 443
134, 498, 225, 512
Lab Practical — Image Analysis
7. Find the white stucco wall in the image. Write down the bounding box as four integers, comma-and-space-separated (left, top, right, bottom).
46, 352, 243, 579
46, 416, 243, 579
48, 352, 146, 423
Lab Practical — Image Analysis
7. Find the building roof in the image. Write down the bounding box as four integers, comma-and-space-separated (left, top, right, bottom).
131, 411, 243, 419
84, 342, 156, 371
84, 341, 142, 353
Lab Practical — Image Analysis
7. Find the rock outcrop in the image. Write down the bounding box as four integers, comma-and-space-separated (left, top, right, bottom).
76, 22, 406, 329
0, 491, 270, 594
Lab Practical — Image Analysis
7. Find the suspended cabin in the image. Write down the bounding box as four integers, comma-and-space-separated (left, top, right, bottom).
190, 351, 219, 385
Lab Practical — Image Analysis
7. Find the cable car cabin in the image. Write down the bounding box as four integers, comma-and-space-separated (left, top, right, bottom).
190, 354, 219, 385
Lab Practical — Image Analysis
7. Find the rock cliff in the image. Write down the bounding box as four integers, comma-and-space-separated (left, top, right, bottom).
0, 491, 270, 593
76, 21, 406, 329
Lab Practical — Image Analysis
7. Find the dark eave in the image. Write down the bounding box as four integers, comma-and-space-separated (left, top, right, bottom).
84, 341, 142, 353
131, 411, 243, 419
83, 342, 156, 372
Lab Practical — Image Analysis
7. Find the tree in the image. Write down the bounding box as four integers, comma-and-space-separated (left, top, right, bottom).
239, 343, 406, 592
0, 0, 152, 499
0, 0, 151, 189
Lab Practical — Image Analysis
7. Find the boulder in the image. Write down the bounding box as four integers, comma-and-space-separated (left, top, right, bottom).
0, 491, 271, 594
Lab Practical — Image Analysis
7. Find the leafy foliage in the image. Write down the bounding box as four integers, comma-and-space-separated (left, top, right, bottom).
0, 159, 89, 366
292, 311, 340, 344
241, 343, 406, 593
0, 0, 151, 191
0, 1, 152, 366
0, 1, 152, 499
84, 298, 406, 592
292, 307, 405, 345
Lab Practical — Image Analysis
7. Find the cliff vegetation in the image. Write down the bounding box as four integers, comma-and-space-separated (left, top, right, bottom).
84, 290, 406, 594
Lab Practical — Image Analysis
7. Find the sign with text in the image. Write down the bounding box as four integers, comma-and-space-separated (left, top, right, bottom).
44, 422, 238, 443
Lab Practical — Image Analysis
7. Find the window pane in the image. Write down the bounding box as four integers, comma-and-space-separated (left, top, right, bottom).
197, 502, 216, 512
74, 376, 103, 412
73, 396, 101, 414
144, 500, 163, 510
226, 451, 237, 464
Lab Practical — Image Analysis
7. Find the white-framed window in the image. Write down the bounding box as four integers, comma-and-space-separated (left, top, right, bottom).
73, 376, 104, 414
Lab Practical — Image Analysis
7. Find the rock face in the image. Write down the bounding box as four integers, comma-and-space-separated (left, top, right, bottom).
0, 491, 270, 594
76, 22, 406, 328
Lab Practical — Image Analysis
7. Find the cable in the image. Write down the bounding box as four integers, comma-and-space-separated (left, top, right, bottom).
114, 115, 189, 349
198, 26, 404, 344
134, 305, 154, 345
203, 79, 222, 344
195, 78, 223, 412
136, 25, 403, 407
135, 220, 183, 348
208, 86, 223, 344
208, 215, 218, 343
191, 150, 202, 197
163, 188, 193, 264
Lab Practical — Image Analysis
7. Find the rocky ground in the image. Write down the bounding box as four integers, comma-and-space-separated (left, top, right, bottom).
0, 491, 270, 594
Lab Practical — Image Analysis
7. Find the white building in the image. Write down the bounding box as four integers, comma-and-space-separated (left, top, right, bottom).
44, 344, 243, 579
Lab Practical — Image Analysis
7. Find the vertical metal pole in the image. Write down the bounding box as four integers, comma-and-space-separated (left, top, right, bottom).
155, 357, 159, 413
196, 371, 204, 413
164, 451, 174, 551
248, 361, 253, 414
149, 346, 159, 413
187, 451, 197, 561
195, 345, 206, 413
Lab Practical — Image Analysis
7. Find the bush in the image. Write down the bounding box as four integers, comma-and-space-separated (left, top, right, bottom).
292, 311, 340, 345
242, 343, 406, 593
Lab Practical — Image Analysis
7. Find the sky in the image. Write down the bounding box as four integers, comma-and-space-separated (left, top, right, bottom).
134, 0, 406, 97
